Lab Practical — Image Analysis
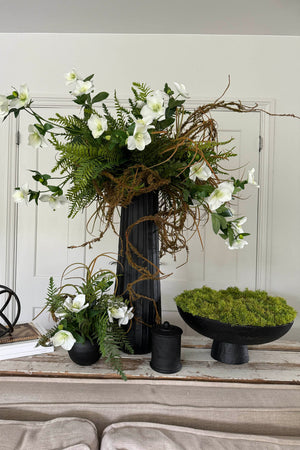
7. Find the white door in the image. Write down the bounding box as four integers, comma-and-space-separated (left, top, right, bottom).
161, 111, 260, 315
15, 103, 260, 325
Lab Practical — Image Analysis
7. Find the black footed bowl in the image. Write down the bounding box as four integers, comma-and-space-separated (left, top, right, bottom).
177, 306, 293, 365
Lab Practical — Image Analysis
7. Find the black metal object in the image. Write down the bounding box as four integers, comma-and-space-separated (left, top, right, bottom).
0, 285, 21, 338
177, 306, 294, 364
150, 321, 183, 373
68, 340, 101, 366
116, 191, 161, 354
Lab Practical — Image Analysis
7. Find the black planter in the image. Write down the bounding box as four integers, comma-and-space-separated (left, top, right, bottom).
178, 306, 293, 364
116, 192, 161, 354
68, 340, 101, 366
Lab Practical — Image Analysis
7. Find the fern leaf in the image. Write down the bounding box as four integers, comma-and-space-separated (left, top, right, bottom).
132, 82, 152, 102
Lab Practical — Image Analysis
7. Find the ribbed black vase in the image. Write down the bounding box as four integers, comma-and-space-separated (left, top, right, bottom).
116, 191, 161, 354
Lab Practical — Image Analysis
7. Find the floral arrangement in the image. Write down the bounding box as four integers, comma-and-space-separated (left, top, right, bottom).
1, 70, 262, 259
38, 258, 133, 379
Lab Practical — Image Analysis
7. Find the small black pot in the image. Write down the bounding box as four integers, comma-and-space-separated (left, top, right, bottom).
68, 339, 101, 366
178, 306, 293, 364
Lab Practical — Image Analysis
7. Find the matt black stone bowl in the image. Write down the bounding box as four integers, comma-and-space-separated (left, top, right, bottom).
68, 340, 101, 366
178, 306, 293, 364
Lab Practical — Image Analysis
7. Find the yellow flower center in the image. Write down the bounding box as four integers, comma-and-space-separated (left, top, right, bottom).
135, 132, 144, 142
152, 103, 161, 113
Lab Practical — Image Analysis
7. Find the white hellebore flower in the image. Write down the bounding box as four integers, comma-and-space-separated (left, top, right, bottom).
10, 84, 30, 109
174, 82, 190, 98
226, 237, 248, 250
108, 305, 134, 326
64, 294, 89, 313
87, 114, 108, 138
39, 194, 68, 211
232, 217, 247, 234
65, 69, 80, 85
118, 307, 134, 326
0, 95, 9, 115
28, 124, 47, 149
189, 161, 211, 182
207, 181, 234, 211
141, 90, 165, 121
127, 120, 152, 151
247, 168, 259, 187
52, 330, 76, 351
72, 80, 93, 96
55, 308, 67, 319
12, 183, 29, 204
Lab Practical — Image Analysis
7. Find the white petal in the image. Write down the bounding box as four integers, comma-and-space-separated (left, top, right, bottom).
127, 136, 136, 150
73, 294, 86, 308
39, 194, 51, 202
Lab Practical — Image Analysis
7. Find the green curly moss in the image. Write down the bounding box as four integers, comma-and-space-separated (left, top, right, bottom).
174, 286, 297, 327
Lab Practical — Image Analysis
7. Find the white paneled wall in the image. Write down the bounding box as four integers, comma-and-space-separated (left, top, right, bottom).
0, 34, 299, 337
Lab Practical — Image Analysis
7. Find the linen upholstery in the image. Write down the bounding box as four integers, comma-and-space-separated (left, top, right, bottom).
100, 422, 300, 450
0, 417, 99, 450
0, 377, 299, 438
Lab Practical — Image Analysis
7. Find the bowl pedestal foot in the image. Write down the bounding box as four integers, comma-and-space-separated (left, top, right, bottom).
211, 340, 249, 364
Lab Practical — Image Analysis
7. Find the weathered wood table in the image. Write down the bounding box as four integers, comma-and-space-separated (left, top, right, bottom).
0, 336, 299, 383
0, 336, 299, 438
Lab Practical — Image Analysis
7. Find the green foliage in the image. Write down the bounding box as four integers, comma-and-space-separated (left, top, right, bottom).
174, 286, 297, 327
113, 90, 131, 129
131, 82, 152, 102
39, 265, 133, 380
7, 72, 264, 251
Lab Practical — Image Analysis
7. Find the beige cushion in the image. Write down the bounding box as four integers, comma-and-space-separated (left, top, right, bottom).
0, 417, 99, 450
1, 378, 300, 437
101, 422, 300, 450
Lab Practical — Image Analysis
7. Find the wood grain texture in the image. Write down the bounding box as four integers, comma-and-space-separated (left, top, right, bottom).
0, 336, 299, 384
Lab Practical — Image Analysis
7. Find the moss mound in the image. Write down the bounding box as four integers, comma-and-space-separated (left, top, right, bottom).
175, 286, 297, 327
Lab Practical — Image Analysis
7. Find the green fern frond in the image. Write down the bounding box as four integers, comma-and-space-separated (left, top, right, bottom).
132, 82, 152, 102
37, 325, 58, 347
113, 90, 130, 129
67, 184, 97, 217
102, 103, 118, 129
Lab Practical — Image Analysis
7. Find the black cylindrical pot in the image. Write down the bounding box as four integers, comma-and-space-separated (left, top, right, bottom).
68, 340, 101, 366
116, 192, 161, 354
150, 321, 182, 374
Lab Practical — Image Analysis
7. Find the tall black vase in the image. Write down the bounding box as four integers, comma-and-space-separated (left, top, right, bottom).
116, 191, 161, 354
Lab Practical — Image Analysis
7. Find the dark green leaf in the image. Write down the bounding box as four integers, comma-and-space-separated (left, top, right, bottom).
164, 83, 174, 96
84, 107, 92, 121
31, 171, 51, 186
44, 123, 54, 132
219, 233, 228, 240
92, 92, 109, 104
34, 124, 45, 135
218, 215, 228, 230
156, 117, 174, 130
48, 185, 63, 196
211, 214, 220, 234
28, 190, 40, 204
84, 74, 94, 82
73, 94, 88, 105
168, 98, 185, 109
216, 206, 233, 217
228, 227, 235, 246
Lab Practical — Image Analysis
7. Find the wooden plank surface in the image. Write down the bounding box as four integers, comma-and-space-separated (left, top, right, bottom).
0, 336, 299, 384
